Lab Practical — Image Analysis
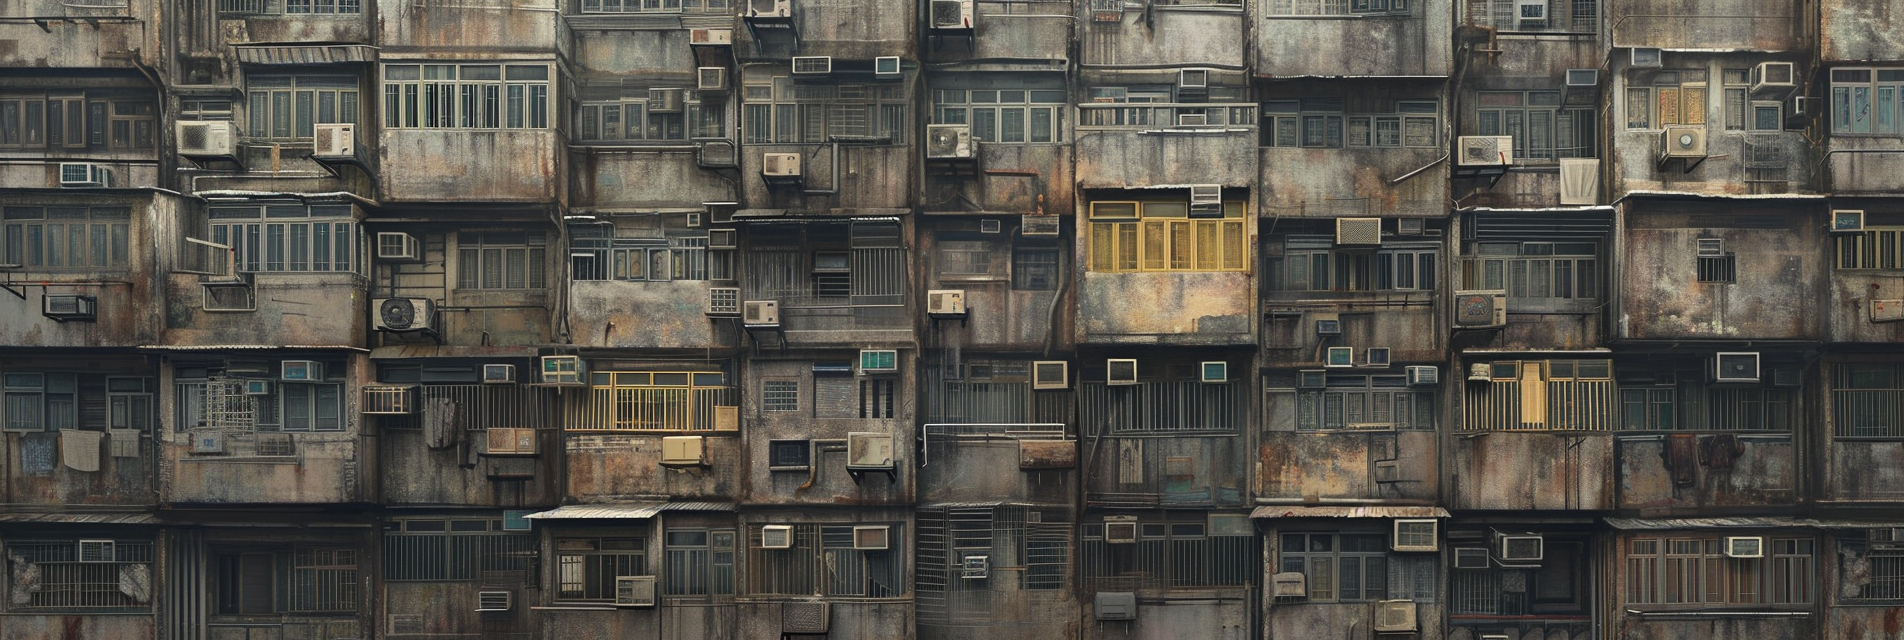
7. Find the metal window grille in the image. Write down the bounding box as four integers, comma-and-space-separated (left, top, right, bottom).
4, 540, 154, 610
1462, 361, 1615, 431
1080, 519, 1254, 592
289, 548, 358, 612
555, 538, 646, 602
377, 384, 557, 431
567, 372, 737, 431
1697, 255, 1737, 283
662, 529, 735, 596
1625, 537, 1812, 606
1081, 380, 1247, 434
382, 523, 536, 581
746, 524, 904, 597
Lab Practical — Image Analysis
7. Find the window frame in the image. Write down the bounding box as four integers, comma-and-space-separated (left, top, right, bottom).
1, 205, 133, 272
663, 528, 736, 597
382, 63, 551, 130
208, 204, 357, 275
1277, 531, 1391, 603
455, 231, 549, 291
1830, 68, 1904, 137
931, 88, 1067, 144
742, 77, 909, 145
554, 536, 648, 603
2, 538, 155, 612
1087, 200, 1247, 273
1626, 70, 1709, 131
1289, 373, 1436, 431
1625, 535, 1813, 608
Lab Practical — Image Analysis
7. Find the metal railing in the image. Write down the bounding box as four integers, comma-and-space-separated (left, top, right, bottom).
4, 540, 154, 610
567, 386, 738, 431
1463, 378, 1615, 431
1834, 389, 1904, 438
1077, 103, 1258, 131
1081, 381, 1247, 434
379, 384, 560, 431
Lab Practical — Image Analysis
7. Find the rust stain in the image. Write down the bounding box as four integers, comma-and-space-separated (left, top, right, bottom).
1885, 606, 1901, 636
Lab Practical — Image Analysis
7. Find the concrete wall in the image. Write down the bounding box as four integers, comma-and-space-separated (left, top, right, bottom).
1260, 305, 1441, 365
1075, 129, 1257, 189
1820, 441, 1904, 503
1080, 434, 1250, 507
378, 130, 565, 203
0, 615, 155, 640
1615, 434, 1798, 514
1257, 3, 1453, 77
1267, 602, 1445, 640
379, 427, 560, 507
1820, 0, 1904, 61
1259, 147, 1450, 217
1079, 272, 1255, 345
1610, 0, 1805, 50
377, 0, 561, 52
0, 0, 159, 69
1078, 8, 1246, 68
741, 359, 915, 506
918, 437, 1076, 505
1825, 140, 1904, 195
1085, 594, 1250, 640
1256, 430, 1438, 503
1617, 204, 1824, 341
564, 432, 742, 502
575, 150, 738, 209
570, 280, 736, 350
739, 144, 917, 213
1448, 432, 1613, 511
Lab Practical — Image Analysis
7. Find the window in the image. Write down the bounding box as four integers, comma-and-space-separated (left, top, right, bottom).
382, 63, 550, 129
1627, 70, 1708, 130
1452, 539, 1584, 615
1457, 0, 1595, 30
1266, 0, 1409, 14
743, 78, 907, 144
173, 363, 344, 432
1343, 100, 1440, 149
664, 529, 736, 596
763, 380, 800, 412
743, 221, 905, 307
1626, 536, 1812, 607
0, 94, 153, 150
1012, 247, 1060, 290
285, 0, 361, 13
1087, 200, 1246, 273
217, 547, 359, 614
1462, 360, 1615, 431
1831, 68, 1904, 136
1832, 364, 1904, 438
4, 373, 152, 433
1279, 532, 1390, 602
1842, 533, 1904, 602
1291, 374, 1435, 431
582, 0, 729, 13
1477, 91, 1596, 160
1697, 254, 1736, 283
746, 524, 904, 597
574, 371, 736, 431
556, 537, 647, 602
859, 378, 896, 419
1274, 238, 1438, 292
1080, 86, 1254, 129
1262, 99, 1343, 148
932, 88, 1066, 144
571, 234, 726, 282
456, 232, 548, 290
1461, 241, 1598, 305
937, 240, 999, 278
1083, 371, 1247, 434
578, 97, 724, 142
916, 506, 1068, 624
382, 518, 536, 581
246, 76, 358, 140
1833, 227, 1904, 270
769, 439, 811, 469
1723, 69, 1750, 131
220, 0, 361, 14
1615, 364, 1793, 432
4, 539, 154, 611
2, 206, 131, 271
1081, 516, 1253, 590
209, 204, 355, 274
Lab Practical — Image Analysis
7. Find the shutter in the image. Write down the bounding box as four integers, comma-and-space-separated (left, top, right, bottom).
1520, 361, 1548, 426
815, 376, 856, 418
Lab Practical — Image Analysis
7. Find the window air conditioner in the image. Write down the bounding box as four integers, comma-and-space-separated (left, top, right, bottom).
1374, 600, 1418, 633
874, 56, 901, 78
1392, 519, 1438, 552
373, 298, 436, 332
244, 379, 273, 396
1565, 68, 1600, 87
1104, 516, 1138, 544
1406, 365, 1439, 386
1189, 184, 1222, 215
1327, 346, 1355, 368
661, 435, 707, 467
1453, 290, 1508, 328
697, 67, 727, 92
1558, 158, 1600, 205
1336, 217, 1381, 245
743, 300, 780, 326
361, 386, 415, 415
1457, 136, 1514, 165
925, 124, 975, 159
1271, 572, 1307, 598
190, 431, 227, 454
1176, 113, 1208, 127
852, 525, 890, 550
1832, 209, 1866, 233
846, 432, 896, 470
929, 0, 973, 29
540, 355, 584, 385
42, 294, 97, 321
1397, 218, 1425, 235
1514, 0, 1546, 28
746, 0, 791, 17
1366, 348, 1392, 368
78, 540, 116, 563
1697, 238, 1724, 257
1659, 125, 1707, 159
782, 601, 831, 634
485, 428, 537, 456
1032, 361, 1069, 389
1497, 534, 1544, 563
1178, 68, 1209, 91
1316, 319, 1342, 336
648, 88, 685, 113
707, 287, 742, 316
313, 123, 354, 158
176, 121, 236, 157
927, 289, 967, 316
979, 219, 1002, 233
376, 232, 421, 261
1021, 215, 1060, 236
476, 590, 513, 612
762, 153, 802, 177
1712, 352, 1761, 383
1630, 47, 1663, 68
483, 364, 517, 384
858, 349, 898, 373
1095, 591, 1138, 620
59, 163, 111, 188
690, 28, 733, 45
1468, 362, 1494, 382
961, 554, 990, 579
1725, 536, 1764, 558
1106, 359, 1138, 385
761, 525, 794, 549
791, 56, 832, 75
1200, 361, 1228, 383
1453, 547, 1491, 569
281, 360, 321, 381
1786, 95, 1815, 129
615, 576, 658, 607
1751, 62, 1797, 97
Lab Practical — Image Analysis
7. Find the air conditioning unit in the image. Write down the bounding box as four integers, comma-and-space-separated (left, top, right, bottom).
313, 123, 354, 158
791, 56, 832, 75
761, 525, 794, 549
1366, 348, 1392, 368
1397, 218, 1425, 235
541, 355, 584, 385
1565, 68, 1601, 87
1106, 359, 1138, 385
615, 576, 657, 607
762, 153, 802, 177
697, 67, 727, 92
1497, 534, 1544, 563
1176, 113, 1208, 127
1316, 319, 1342, 336
373, 298, 436, 332
42, 294, 97, 321
244, 380, 272, 396
1095, 591, 1137, 620
1659, 125, 1707, 159
1514, 0, 1546, 28
485, 428, 537, 456
1271, 572, 1307, 598
1453, 290, 1508, 328
929, 0, 973, 29
845, 432, 895, 470
1873, 299, 1904, 323
1468, 363, 1493, 382
78, 540, 115, 563
1481, 636, 1513, 640
1021, 215, 1060, 236
1189, 185, 1222, 215
1457, 136, 1514, 165
1558, 158, 1600, 205
874, 56, 901, 78
661, 435, 707, 466
177, 121, 236, 157
1786, 95, 1815, 129
961, 554, 990, 579
483, 364, 517, 384
927, 289, 967, 317
1178, 68, 1209, 91
361, 386, 414, 415
1697, 238, 1724, 257
1104, 516, 1138, 543
1453, 547, 1491, 569
1299, 370, 1327, 389
1200, 361, 1228, 383
1392, 519, 1438, 552
1033, 361, 1069, 389
743, 300, 780, 326
708, 229, 738, 249
690, 28, 733, 45
1630, 47, 1663, 68
1374, 600, 1418, 633
707, 287, 741, 316
281, 360, 321, 381
782, 601, 831, 634
1713, 352, 1761, 383
858, 349, 898, 373
1751, 62, 1797, 97
1725, 536, 1765, 558
1832, 209, 1866, 233
1327, 346, 1355, 368
1336, 218, 1381, 245
648, 88, 685, 113
925, 124, 975, 159
190, 431, 227, 454
979, 219, 1002, 234
1406, 365, 1439, 386
476, 590, 512, 612
852, 525, 890, 550
59, 163, 111, 188
376, 232, 421, 261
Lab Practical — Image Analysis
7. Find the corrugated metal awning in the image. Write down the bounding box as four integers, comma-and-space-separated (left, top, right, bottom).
234, 44, 377, 65
1250, 506, 1450, 519
369, 345, 540, 360
0, 513, 158, 525
525, 502, 735, 520
1604, 517, 1817, 530
140, 344, 368, 352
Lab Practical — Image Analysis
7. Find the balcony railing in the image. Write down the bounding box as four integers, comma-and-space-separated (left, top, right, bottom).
377, 384, 560, 431
567, 385, 739, 431
1077, 103, 1257, 132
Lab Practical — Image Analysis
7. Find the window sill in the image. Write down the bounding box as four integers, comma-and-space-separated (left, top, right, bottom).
1624, 608, 1812, 617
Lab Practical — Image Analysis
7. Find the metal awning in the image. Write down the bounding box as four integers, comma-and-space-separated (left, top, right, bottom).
369, 345, 540, 360
0, 513, 158, 525
234, 44, 377, 65
1604, 517, 1816, 530
1250, 506, 1450, 519
525, 502, 735, 520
